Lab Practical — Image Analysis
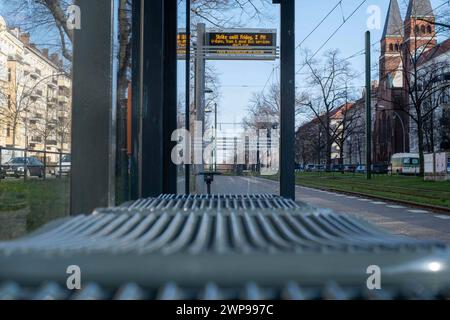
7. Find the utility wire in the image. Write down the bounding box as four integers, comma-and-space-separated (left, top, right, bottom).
296, 0, 367, 74
296, 0, 343, 50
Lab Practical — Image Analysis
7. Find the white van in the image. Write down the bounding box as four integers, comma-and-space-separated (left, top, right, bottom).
389, 153, 420, 175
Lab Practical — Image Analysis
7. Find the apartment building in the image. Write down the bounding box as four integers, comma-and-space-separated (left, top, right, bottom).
0, 15, 71, 163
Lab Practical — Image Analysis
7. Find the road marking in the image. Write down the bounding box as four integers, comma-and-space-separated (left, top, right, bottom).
371, 201, 386, 205
386, 205, 406, 209
407, 209, 429, 214
346, 196, 357, 199
357, 198, 370, 202
435, 215, 450, 220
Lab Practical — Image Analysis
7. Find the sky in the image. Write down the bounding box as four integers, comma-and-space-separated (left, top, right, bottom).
1, 0, 447, 128
186, 0, 446, 128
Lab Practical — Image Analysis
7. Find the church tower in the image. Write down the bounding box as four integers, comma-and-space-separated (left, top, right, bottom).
379, 0, 403, 89
403, 0, 437, 57
375, 0, 405, 163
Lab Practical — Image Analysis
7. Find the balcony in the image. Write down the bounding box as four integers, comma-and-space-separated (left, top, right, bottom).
58, 77, 71, 89
30, 92, 38, 99
57, 110, 68, 118
46, 140, 57, 146
48, 78, 58, 89
47, 97, 58, 105
29, 68, 41, 79
58, 96, 70, 105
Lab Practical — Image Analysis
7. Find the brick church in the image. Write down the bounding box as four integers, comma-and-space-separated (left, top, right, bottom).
374, 0, 450, 163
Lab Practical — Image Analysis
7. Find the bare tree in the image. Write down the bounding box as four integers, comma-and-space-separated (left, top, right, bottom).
0, 69, 52, 150
244, 83, 309, 130
244, 84, 280, 130
190, 0, 272, 28
27, 93, 58, 178
333, 102, 364, 165
379, 20, 450, 175
302, 49, 354, 169
296, 120, 325, 166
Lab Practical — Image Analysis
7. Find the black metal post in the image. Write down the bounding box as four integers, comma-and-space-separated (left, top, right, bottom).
141, 0, 164, 197
279, 0, 295, 199
140, 0, 177, 197
71, 0, 118, 214
185, 0, 191, 194
162, 0, 178, 194
365, 31, 372, 180
130, 0, 142, 200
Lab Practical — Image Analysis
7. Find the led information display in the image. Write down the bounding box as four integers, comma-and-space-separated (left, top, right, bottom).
205, 29, 277, 60
177, 32, 187, 56
177, 29, 278, 61
206, 31, 275, 48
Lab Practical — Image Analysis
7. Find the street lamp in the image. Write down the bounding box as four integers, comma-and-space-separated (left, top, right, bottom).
205, 102, 217, 171
392, 112, 406, 153
378, 106, 407, 154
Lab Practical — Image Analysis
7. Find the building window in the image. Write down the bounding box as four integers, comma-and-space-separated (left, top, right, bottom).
6, 125, 10, 138
389, 43, 394, 52
427, 25, 432, 34
415, 25, 420, 34
8, 68, 11, 82
394, 44, 399, 51
421, 25, 426, 34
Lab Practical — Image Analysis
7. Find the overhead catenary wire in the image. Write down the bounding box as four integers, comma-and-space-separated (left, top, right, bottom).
296, 0, 368, 75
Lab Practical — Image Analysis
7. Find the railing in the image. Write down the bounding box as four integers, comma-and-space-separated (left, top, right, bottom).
0, 146, 71, 181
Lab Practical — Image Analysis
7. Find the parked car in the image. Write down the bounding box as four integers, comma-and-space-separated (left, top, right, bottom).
305, 164, 315, 172
313, 165, 326, 172
355, 165, 366, 174
54, 154, 71, 176
0, 166, 5, 179
1, 157, 44, 178
354, 164, 388, 174
372, 163, 389, 174
344, 164, 357, 173
331, 164, 345, 172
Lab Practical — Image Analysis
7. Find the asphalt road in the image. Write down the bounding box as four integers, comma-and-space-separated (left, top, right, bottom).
210, 175, 450, 243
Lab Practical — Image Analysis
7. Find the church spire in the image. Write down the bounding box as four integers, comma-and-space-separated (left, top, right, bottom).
406, 0, 434, 19
382, 0, 403, 38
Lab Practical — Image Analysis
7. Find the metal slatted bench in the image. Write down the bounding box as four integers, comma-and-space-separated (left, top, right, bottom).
0, 195, 449, 300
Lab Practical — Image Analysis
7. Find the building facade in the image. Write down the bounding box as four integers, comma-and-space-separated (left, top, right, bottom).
374, 0, 450, 163
0, 15, 71, 163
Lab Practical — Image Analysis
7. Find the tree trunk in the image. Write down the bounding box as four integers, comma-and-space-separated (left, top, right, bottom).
417, 114, 425, 176
325, 119, 331, 169
339, 143, 344, 165
12, 123, 17, 157
325, 136, 332, 170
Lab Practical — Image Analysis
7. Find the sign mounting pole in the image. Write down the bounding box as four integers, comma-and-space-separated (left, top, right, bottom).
365, 31, 372, 180
279, 0, 295, 200
195, 23, 206, 193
